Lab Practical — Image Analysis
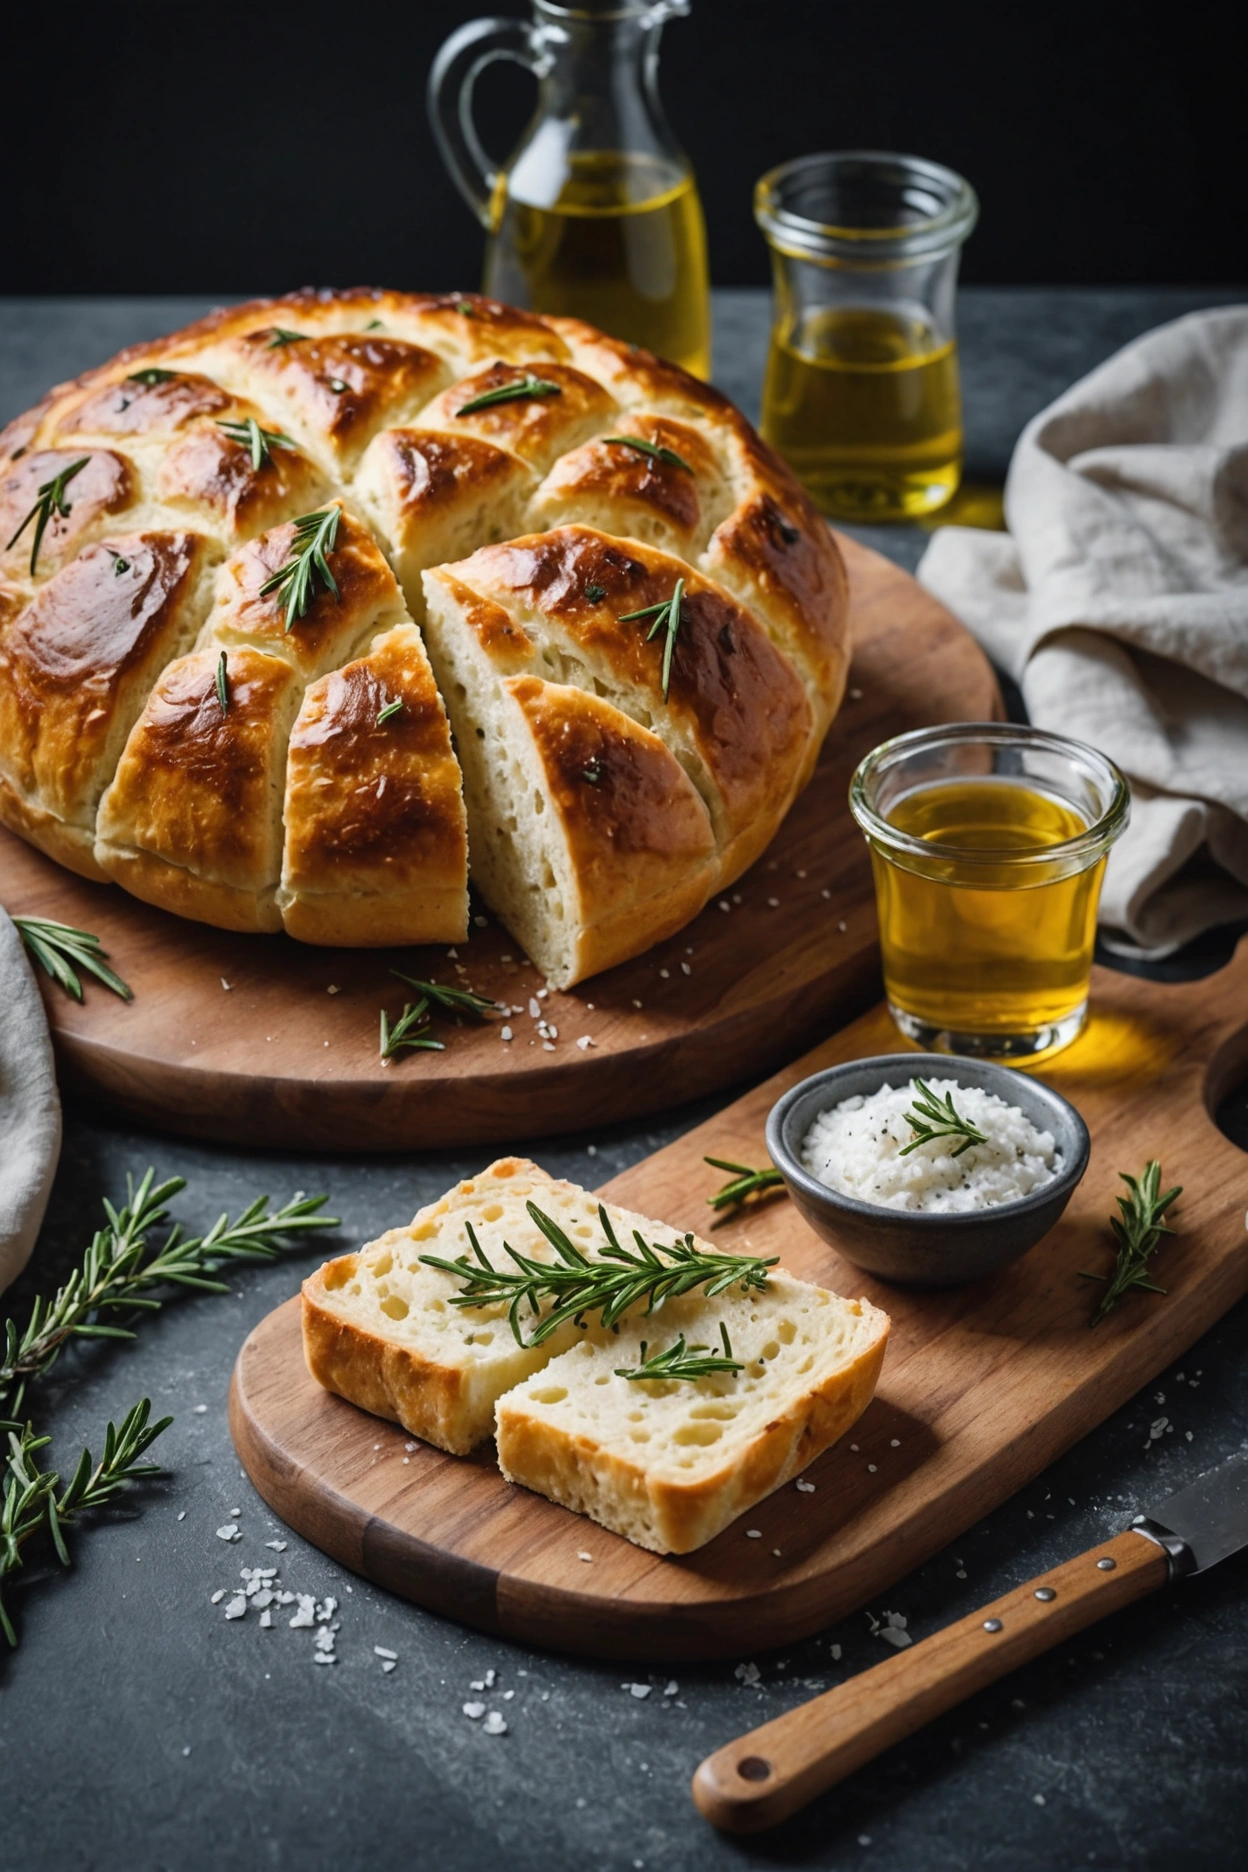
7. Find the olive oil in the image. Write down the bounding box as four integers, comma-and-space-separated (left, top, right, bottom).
872, 777, 1104, 1052
484, 152, 711, 378
761, 305, 962, 519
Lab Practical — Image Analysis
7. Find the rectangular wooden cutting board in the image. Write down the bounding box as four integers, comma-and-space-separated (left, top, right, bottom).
230, 939, 1248, 1658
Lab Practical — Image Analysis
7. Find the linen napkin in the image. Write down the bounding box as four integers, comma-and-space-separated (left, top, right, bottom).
0, 910, 61, 1295
918, 306, 1248, 957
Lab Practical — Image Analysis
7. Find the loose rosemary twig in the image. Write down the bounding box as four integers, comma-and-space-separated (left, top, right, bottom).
705, 1156, 786, 1213
1081, 1160, 1181, 1324
420, 1200, 777, 1348
619, 577, 685, 701
1, 1400, 171, 1646
259, 506, 342, 629
13, 915, 132, 1003
616, 1323, 744, 1383
0, 1170, 337, 1425
899, 1079, 988, 1159
379, 972, 503, 1062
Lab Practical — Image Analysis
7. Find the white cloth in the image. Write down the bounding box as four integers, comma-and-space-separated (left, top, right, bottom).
0, 910, 61, 1295
918, 306, 1248, 957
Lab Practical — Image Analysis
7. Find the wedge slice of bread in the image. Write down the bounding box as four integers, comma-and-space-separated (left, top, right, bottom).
302, 1155, 765, 1458
495, 1278, 889, 1553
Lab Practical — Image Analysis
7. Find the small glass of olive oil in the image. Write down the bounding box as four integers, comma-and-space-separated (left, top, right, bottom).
755, 153, 978, 520
850, 725, 1130, 1061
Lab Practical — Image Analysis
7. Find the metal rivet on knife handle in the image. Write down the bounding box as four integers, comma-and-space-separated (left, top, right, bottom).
1034, 1587, 1057, 1601
1097, 1557, 1117, 1570
982, 1618, 1003, 1632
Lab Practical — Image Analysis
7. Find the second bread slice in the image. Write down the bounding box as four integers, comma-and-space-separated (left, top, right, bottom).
495, 1277, 889, 1553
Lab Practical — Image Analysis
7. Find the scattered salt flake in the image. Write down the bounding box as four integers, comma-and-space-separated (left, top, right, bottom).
578, 1550, 593, 1563
1033, 1793, 1046, 1806
576, 1035, 595, 1050
314, 1628, 335, 1653
326, 984, 340, 994
830, 1644, 842, 1661
837, 919, 847, 932
632, 998, 643, 1008
956, 1568, 968, 1579
795, 1478, 816, 1493
264, 1540, 287, 1552
849, 688, 863, 701
772, 1548, 782, 1557
289, 1595, 317, 1629
312, 1652, 337, 1666
223, 1595, 247, 1620
447, 947, 458, 959
483, 1711, 508, 1735
221, 979, 232, 991
215, 1523, 240, 1542
474, 914, 488, 927
664, 1680, 678, 1697
867, 1464, 878, 1474
382, 1660, 397, 1673
890, 1438, 901, 1447
542, 1041, 556, 1052
528, 997, 542, 1018
177, 1510, 186, 1521
680, 962, 692, 976
503, 1689, 515, 1700
259, 1609, 273, 1628
734, 1662, 761, 1686
501, 1026, 513, 1042
858, 1834, 871, 1846
182, 1747, 191, 1757
484, 1668, 497, 1687
193, 1404, 208, 1414
718, 900, 730, 912
586, 1145, 597, 1157
374, 1647, 397, 1660
626, 1683, 652, 1699
659, 968, 670, 979
210, 1589, 226, 1605
767, 897, 780, 908
1186, 1431, 1194, 1442
746, 1528, 762, 1539
251, 1590, 273, 1610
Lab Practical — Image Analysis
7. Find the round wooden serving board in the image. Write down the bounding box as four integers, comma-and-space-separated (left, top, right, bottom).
0, 536, 999, 1150
230, 943, 1248, 1661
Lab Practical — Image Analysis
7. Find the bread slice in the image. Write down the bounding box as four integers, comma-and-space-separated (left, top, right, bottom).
495, 1278, 888, 1554
302, 1155, 890, 1552
302, 1157, 713, 1456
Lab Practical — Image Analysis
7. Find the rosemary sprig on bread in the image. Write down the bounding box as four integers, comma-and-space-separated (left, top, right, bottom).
615, 1324, 744, 1383
216, 415, 295, 471
5, 457, 89, 575
455, 373, 563, 416
601, 435, 694, 474
419, 1199, 777, 1347
259, 506, 342, 629
619, 576, 685, 700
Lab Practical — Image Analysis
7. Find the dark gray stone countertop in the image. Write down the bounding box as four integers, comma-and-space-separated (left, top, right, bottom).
2, 287, 1246, 1872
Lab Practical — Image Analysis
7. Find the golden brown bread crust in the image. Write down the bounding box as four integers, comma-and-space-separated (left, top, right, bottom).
506, 674, 717, 978
280, 624, 468, 945
96, 647, 303, 931
0, 450, 136, 582
198, 501, 404, 679
0, 287, 848, 967
0, 532, 219, 878
495, 1305, 889, 1554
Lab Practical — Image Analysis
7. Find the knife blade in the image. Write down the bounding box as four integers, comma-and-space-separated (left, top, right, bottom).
693, 1450, 1248, 1835
1130, 1448, 1248, 1575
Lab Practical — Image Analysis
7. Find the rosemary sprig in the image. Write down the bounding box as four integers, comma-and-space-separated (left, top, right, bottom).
420, 1201, 777, 1348
5, 457, 89, 575
616, 1322, 744, 1383
619, 576, 685, 701
379, 997, 445, 1062
1081, 1160, 1182, 1324
705, 1156, 786, 1212
379, 971, 501, 1062
601, 435, 694, 474
0, 1170, 337, 1424
1, 1400, 171, 1646
259, 506, 341, 630
215, 650, 230, 714
584, 583, 606, 603
898, 1079, 988, 1159
267, 328, 308, 348
390, 972, 503, 1021
456, 374, 563, 417
125, 368, 178, 386
216, 416, 295, 471
376, 696, 404, 726
13, 916, 132, 1003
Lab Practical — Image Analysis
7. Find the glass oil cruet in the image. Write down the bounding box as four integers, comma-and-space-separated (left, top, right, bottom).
428, 0, 711, 377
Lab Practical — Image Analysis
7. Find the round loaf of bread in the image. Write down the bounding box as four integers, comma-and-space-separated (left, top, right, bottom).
0, 290, 849, 987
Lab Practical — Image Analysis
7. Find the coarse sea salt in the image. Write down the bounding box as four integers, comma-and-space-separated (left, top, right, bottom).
801, 1078, 1061, 1214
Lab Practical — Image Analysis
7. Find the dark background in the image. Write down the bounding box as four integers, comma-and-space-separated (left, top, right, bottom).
2, 0, 1242, 296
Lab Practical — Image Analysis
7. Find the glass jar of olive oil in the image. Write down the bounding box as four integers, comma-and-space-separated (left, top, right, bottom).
851, 725, 1130, 1061
428, 0, 711, 378
755, 153, 978, 520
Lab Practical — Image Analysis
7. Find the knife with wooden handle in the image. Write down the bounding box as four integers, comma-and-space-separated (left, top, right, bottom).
693, 1451, 1248, 1835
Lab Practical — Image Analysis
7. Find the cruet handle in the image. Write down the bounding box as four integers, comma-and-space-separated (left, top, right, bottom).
427, 16, 547, 230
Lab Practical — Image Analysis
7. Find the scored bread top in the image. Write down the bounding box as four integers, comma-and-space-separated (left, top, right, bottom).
0, 287, 849, 978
